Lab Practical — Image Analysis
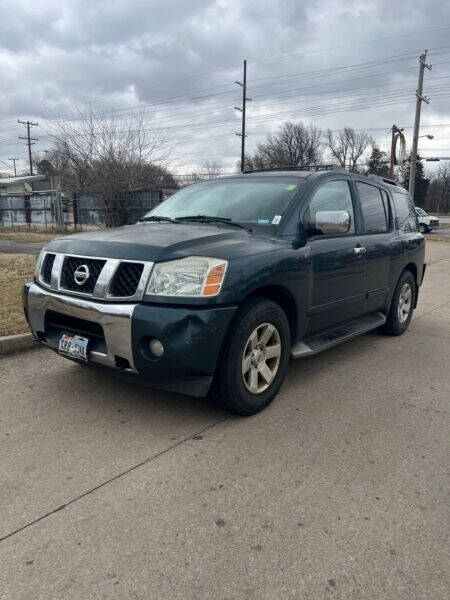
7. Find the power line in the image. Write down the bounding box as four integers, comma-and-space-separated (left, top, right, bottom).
250, 27, 450, 65
42, 50, 443, 122
34, 91, 450, 145
35, 70, 450, 143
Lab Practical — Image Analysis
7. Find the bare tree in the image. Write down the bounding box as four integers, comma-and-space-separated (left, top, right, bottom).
245, 121, 322, 170
44, 107, 174, 226
427, 163, 450, 213
202, 160, 223, 179
178, 161, 224, 188
324, 127, 373, 172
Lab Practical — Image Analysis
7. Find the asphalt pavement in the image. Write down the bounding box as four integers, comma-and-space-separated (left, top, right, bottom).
425, 229, 450, 239
1, 242, 449, 600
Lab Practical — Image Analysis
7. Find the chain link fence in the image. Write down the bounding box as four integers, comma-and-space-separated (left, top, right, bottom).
0, 188, 176, 231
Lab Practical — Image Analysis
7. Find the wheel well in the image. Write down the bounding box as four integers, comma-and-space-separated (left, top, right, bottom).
402, 263, 419, 307
403, 263, 418, 283
245, 286, 297, 340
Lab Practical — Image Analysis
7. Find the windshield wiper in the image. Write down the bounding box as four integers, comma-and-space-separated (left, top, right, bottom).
175, 215, 251, 232
139, 215, 178, 223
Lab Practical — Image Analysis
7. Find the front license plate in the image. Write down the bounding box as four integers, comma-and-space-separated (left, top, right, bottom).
59, 332, 89, 361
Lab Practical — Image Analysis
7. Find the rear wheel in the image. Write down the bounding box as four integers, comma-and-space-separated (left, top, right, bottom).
210, 298, 291, 416
381, 271, 416, 336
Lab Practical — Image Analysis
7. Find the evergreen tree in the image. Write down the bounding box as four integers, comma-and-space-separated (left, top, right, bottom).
367, 145, 389, 177
400, 153, 429, 207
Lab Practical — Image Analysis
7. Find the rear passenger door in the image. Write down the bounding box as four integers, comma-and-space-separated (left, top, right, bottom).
354, 181, 392, 314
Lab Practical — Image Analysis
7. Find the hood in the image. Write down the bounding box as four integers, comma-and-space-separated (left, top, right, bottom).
46, 222, 280, 262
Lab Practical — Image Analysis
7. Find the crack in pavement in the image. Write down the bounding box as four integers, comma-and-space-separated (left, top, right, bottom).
0, 416, 231, 544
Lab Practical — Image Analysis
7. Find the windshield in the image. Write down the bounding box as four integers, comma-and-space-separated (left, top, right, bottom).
145, 178, 303, 226
415, 207, 427, 216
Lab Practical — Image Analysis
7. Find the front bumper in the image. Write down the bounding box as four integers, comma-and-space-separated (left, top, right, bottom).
23, 282, 237, 396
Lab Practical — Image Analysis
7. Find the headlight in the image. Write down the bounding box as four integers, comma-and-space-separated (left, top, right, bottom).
147, 256, 228, 297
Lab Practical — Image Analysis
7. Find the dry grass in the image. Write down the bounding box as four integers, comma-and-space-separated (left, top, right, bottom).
0, 229, 64, 243
0, 253, 36, 336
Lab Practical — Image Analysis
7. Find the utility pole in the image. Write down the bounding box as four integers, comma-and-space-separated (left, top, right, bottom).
8, 157, 19, 176
235, 60, 252, 172
18, 120, 39, 175
409, 51, 432, 199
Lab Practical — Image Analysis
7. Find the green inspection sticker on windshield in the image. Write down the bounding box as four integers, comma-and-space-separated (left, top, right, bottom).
285, 184, 297, 191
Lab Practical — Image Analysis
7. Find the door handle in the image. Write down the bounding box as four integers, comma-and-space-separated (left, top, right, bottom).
353, 246, 367, 256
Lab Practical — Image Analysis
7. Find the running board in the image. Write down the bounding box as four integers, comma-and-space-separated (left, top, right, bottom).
291, 312, 386, 358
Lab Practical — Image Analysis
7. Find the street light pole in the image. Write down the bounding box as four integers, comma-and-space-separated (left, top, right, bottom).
389, 125, 405, 179
409, 51, 432, 199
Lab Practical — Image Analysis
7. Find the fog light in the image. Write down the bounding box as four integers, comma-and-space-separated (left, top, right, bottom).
149, 338, 164, 357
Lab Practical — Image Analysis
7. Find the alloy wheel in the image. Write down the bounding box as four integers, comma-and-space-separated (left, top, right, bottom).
242, 323, 281, 394
397, 282, 412, 324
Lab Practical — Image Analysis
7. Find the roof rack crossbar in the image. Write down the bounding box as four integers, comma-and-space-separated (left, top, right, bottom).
242, 164, 337, 174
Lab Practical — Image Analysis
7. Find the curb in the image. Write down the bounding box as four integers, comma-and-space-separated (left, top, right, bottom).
0, 333, 38, 357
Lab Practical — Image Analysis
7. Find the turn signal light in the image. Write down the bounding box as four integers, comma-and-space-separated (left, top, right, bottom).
203, 263, 227, 296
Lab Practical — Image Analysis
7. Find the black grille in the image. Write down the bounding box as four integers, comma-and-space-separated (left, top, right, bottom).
60, 256, 106, 294
45, 310, 105, 340
41, 253, 55, 285
109, 262, 144, 297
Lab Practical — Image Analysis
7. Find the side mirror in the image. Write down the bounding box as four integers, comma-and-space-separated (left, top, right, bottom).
315, 210, 350, 235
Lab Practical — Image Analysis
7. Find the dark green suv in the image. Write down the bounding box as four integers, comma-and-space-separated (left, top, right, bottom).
24, 169, 425, 415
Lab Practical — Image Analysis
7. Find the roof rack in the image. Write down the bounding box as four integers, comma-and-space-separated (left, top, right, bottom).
366, 173, 400, 187
242, 164, 339, 174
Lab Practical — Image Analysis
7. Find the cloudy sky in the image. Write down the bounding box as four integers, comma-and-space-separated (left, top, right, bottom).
1, 0, 450, 178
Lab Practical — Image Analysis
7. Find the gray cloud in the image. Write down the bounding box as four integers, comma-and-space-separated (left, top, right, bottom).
1, 0, 450, 174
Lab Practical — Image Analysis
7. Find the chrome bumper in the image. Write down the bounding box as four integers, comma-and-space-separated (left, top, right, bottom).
25, 282, 138, 371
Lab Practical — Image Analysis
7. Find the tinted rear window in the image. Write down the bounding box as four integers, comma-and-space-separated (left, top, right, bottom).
393, 192, 419, 232
356, 182, 388, 234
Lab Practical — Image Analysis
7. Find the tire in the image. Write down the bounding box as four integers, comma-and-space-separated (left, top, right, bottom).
380, 270, 416, 336
419, 224, 428, 234
210, 298, 291, 416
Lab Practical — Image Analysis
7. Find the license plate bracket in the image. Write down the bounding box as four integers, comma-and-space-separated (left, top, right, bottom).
59, 332, 89, 361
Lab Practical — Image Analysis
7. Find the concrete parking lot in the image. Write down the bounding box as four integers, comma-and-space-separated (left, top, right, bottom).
1, 242, 449, 600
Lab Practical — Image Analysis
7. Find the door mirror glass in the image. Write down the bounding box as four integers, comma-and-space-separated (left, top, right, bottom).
315, 210, 351, 235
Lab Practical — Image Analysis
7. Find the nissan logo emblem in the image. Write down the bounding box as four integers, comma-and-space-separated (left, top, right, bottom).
73, 264, 90, 286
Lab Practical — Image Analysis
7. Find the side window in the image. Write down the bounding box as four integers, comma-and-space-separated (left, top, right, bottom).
303, 180, 355, 237
356, 182, 388, 234
393, 192, 419, 233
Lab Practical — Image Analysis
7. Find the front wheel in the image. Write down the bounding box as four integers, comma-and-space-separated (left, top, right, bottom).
419, 224, 428, 234
210, 298, 291, 416
381, 271, 416, 336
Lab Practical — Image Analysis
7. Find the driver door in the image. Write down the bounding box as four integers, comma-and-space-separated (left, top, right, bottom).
303, 179, 367, 334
